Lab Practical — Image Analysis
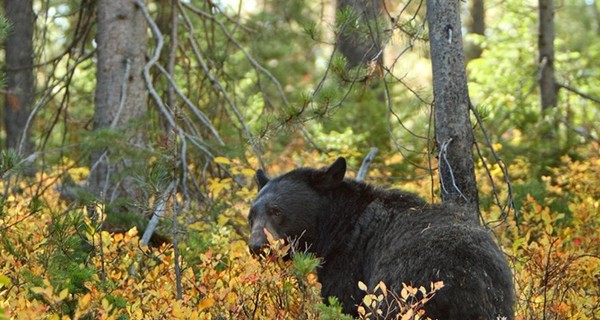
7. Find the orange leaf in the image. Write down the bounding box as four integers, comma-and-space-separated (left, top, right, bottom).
198, 297, 215, 311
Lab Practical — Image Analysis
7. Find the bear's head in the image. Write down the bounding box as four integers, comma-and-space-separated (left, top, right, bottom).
248, 157, 347, 255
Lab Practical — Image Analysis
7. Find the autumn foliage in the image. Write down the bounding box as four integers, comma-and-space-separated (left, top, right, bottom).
1, 144, 599, 319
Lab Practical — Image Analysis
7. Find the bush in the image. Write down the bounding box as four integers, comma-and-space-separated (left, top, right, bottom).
1, 145, 598, 319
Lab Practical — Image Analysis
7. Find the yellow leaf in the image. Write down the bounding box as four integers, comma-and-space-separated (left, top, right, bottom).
198, 297, 215, 311
30, 287, 46, 295
208, 178, 231, 195
217, 215, 230, 226
101, 298, 112, 312
226, 291, 237, 304
78, 293, 91, 309
358, 281, 368, 291
58, 288, 69, 301
363, 294, 372, 307
401, 287, 409, 300
127, 227, 138, 237
379, 281, 387, 296
401, 309, 414, 320
214, 157, 231, 165
172, 303, 183, 318
111, 271, 122, 280
241, 168, 256, 177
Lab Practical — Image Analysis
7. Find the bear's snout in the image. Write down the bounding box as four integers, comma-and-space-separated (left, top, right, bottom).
248, 218, 269, 256
248, 241, 267, 256
248, 213, 280, 256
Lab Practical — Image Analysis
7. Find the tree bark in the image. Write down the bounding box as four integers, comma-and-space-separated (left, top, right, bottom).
426, 0, 479, 220
592, 0, 600, 36
336, 0, 385, 69
90, 0, 148, 203
538, 0, 557, 111
465, 0, 485, 62
3, 0, 35, 156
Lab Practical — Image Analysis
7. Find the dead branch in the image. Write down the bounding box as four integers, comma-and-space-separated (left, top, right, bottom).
557, 82, 600, 105
357, 148, 379, 181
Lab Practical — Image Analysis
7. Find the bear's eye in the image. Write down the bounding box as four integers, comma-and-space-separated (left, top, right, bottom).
268, 208, 283, 217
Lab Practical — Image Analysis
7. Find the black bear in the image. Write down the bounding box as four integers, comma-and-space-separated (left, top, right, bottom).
248, 157, 515, 319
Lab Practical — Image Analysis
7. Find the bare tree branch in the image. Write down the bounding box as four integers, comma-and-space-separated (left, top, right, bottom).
557, 82, 600, 105
470, 103, 518, 226
135, 0, 224, 145
180, 2, 290, 109
141, 179, 177, 247
357, 147, 379, 181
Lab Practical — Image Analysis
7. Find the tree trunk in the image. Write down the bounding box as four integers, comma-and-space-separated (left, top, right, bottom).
465, 0, 485, 62
426, 0, 479, 220
538, 0, 557, 111
336, 0, 385, 69
592, 0, 600, 36
4, 0, 34, 156
90, 0, 148, 204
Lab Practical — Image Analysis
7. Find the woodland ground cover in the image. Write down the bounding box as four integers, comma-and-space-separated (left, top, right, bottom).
0, 142, 598, 319
1, 1, 600, 319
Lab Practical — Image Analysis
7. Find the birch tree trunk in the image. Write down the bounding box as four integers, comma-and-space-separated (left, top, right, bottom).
538, 0, 557, 111
426, 0, 479, 220
4, 0, 34, 157
89, 0, 148, 205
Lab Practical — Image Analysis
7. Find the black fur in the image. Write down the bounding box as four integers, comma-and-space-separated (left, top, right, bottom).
248, 158, 515, 319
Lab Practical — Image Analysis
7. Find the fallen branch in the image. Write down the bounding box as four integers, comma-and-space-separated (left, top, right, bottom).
356, 147, 379, 181
141, 179, 178, 247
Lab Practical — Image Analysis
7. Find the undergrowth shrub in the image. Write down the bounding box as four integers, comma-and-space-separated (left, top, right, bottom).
355, 280, 444, 320
496, 144, 600, 319
0, 144, 598, 319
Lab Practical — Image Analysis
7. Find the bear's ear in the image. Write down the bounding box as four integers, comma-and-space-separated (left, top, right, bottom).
255, 169, 270, 190
313, 157, 346, 189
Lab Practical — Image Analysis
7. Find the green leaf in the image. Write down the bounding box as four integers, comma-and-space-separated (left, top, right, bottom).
0, 274, 10, 288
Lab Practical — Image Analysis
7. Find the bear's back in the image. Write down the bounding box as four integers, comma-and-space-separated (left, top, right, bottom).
359, 200, 514, 319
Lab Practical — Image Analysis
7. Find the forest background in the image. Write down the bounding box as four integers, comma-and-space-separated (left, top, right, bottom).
0, 0, 599, 319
